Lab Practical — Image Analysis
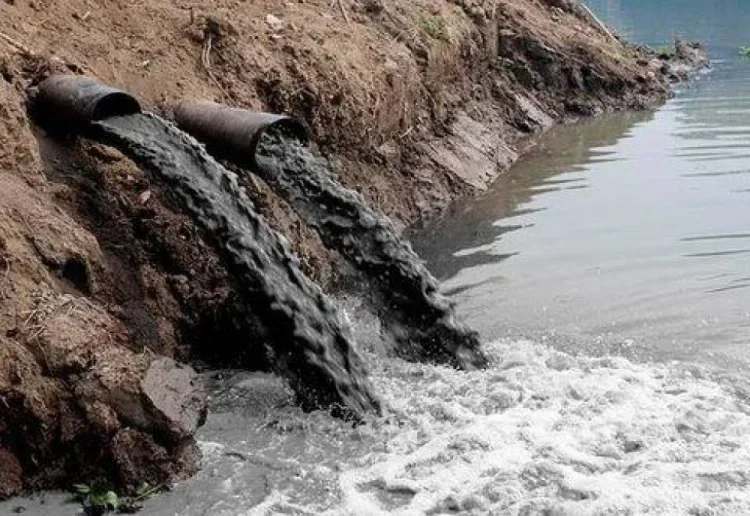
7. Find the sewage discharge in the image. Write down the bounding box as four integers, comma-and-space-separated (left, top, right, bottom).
34, 75, 380, 419
174, 102, 487, 369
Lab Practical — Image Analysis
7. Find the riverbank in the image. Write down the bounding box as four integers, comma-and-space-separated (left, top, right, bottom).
0, 0, 705, 501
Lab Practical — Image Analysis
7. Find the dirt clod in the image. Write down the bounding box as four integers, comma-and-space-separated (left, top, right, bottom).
0, 450, 22, 499
141, 358, 207, 441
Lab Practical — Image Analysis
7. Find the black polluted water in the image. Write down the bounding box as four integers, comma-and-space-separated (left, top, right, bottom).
91, 113, 380, 419
253, 130, 486, 369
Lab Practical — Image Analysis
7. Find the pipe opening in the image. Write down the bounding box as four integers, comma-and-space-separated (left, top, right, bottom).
261, 118, 308, 146
90, 91, 142, 121
33, 75, 142, 131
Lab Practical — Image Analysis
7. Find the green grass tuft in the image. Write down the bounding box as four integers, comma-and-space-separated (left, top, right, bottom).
648, 43, 674, 56
420, 15, 448, 41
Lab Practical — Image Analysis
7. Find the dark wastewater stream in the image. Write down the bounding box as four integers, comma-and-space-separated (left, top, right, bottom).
253, 131, 484, 369
92, 113, 380, 419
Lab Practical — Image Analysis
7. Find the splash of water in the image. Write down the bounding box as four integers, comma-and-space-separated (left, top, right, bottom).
174, 340, 750, 515
253, 132, 485, 369
91, 113, 380, 419
7, 339, 750, 515
329, 341, 750, 515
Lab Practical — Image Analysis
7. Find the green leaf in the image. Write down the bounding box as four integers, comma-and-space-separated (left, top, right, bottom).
103, 491, 119, 510
73, 483, 90, 494
135, 482, 152, 497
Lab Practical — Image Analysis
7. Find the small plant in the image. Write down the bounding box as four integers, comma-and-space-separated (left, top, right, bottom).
72, 479, 120, 515
420, 15, 448, 41
649, 43, 674, 56
740, 46, 750, 58
71, 479, 164, 515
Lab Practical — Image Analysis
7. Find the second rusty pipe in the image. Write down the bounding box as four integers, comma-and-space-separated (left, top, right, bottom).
173, 101, 308, 168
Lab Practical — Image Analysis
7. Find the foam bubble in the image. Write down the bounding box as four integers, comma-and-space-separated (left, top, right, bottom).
326, 340, 750, 515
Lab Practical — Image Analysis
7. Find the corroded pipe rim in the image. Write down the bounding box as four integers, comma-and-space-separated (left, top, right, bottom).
173, 100, 308, 168
33, 74, 141, 130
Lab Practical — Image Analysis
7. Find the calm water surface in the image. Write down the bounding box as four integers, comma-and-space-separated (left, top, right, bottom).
413, 1, 750, 368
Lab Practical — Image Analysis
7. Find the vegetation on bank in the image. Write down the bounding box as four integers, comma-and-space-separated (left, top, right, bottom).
649, 43, 674, 56
72, 480, 164, 515
419, 14, 449, 41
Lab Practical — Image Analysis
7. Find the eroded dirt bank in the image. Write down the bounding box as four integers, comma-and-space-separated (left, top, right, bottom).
0, 0, 704, 500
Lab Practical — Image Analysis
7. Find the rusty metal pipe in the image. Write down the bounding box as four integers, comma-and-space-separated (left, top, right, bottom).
173, 101, 308, 167
33, 75, 141, 130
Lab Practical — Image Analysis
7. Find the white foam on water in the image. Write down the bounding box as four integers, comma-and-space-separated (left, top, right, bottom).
315, 340, 750, 515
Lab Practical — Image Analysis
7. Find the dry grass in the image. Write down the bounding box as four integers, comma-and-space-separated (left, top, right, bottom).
19, 291, 106, 343
0, 30, 35, 57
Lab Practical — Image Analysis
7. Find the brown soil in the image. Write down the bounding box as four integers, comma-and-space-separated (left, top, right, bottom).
0, 0, 700, 500
2, 0, 677, 222
0, 77, 206, 497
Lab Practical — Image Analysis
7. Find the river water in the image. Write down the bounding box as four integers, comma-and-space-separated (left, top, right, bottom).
414, 1, 750, 370
7, 1, 750, 515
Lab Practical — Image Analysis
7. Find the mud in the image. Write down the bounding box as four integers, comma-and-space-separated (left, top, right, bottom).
255, 132, 486, 368
90, 113, 380, 419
